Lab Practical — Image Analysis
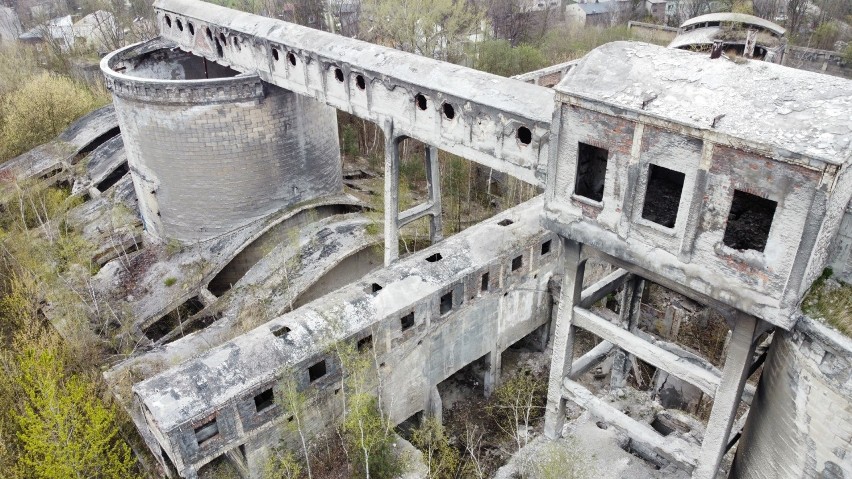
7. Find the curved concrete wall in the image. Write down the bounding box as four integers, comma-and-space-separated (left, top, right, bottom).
102, 41, 342, 242
732, 320, 852, 478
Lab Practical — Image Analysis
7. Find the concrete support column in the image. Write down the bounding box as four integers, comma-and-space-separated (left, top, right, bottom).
484, 349, 502, 398
428, 385, 443, 425
544, 238, 585, 439
693, 312, 758, 479
383, 121, 400, 266
424, 145, 443, 244
610, 276, 646, 390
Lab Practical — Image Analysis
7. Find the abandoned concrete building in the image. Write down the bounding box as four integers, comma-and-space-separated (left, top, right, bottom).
1, 0, 850, 478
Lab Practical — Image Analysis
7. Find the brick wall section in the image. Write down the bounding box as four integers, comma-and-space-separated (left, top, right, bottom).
112, 81, 342, 242
732, 325, 852, 478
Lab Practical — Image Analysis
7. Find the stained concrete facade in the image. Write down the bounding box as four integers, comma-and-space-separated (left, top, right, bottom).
133, 199, 560, 477
544, 42, 852, 330
82, 2, 852, 478
102, 40, 342, 242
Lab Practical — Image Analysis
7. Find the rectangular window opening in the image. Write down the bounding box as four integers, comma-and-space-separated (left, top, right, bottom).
194, 417, 219, 445
575, 142, 608, 202
723, 190, 777, 253
641, 164, 686, 228
271, 325, 290, 339
254, 388, 274, 413
309, 360, 327, 382
540, 240, 552, 256
440, 291, 453, 315
498, 218, 514, 226
425, 252, 443, 263
400, 312, 415, 331
481, 272, 490, 292
357, 334, 373, 352
512, 255, 523, 272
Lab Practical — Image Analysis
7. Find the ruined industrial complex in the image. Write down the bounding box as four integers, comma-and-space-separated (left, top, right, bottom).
1, 0, 851, 478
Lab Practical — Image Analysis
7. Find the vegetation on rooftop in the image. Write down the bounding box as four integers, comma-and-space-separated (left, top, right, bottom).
802, 268, 852, 337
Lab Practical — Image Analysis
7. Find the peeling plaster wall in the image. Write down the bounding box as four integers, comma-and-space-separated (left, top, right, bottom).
732, 319, 852, 479
102, 43, 342, 242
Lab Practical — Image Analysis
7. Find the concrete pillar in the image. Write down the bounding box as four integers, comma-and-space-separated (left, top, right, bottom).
610, 276, 645, 390
383, 121, 400, 266
693, 312, 758, 479
428, 385, 443, 425
424, 145, 443, 244
484, 349, 502, 398
544, 238, 585, 439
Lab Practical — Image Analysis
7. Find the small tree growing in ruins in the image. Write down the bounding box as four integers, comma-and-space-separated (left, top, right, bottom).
487, 368, 547, 452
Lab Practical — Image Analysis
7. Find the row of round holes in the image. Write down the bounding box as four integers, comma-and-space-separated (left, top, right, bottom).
163, 14, 533, 145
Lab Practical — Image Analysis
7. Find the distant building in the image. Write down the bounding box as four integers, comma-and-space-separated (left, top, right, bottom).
73, 10, 120, 52
669, 12, 786, 61
565, 0, 631, 27
18, 14, 74, 51
645, 0, 666, 22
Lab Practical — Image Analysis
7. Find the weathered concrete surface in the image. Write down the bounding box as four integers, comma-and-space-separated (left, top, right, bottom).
0, 104, 119, 180
91, 195, 365, 340
131, 197, 560, 477
732, 316, 852, 478
545, 41, 852, 329
151, 0, 554, 186
101, 40, 343, 242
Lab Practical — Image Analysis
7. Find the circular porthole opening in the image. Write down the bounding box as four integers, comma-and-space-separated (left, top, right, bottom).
415, 93, 427, 111
355, 74, 366, 90
517, 126, 532, 145
164, 15, 172, 28
442, 102, 455, 119
334, 68, 344, 82
287, 52, 297, 66
271, 48, 279, 61
176, 19, 183, 31
205, 27, 212, 40
187, 22, 195, 35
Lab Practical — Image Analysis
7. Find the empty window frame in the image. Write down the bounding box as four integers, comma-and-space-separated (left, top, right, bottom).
540, 240, 552, 256
400, 311, 415, 331
309, 360, 327, 382
481, 272, 490, 292
575, 142, 608, 202
194, 417, 219, 445
641, 164, 686, 228
512, 255, 523, 272
254, 388, 274, 413
357, 334, 373, 352
439, 291, 453, 315
723, 190, 777, 252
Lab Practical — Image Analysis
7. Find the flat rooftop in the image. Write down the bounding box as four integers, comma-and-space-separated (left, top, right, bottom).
555, 42, 852, 166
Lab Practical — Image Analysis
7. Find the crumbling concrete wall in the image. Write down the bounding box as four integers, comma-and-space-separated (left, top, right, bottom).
828, 203, 852, 283
132, 198, 560, 478
102, 41, 342, 242
782, 45, 852, 80
732, 317, 852, 478
543, 42, 852, 329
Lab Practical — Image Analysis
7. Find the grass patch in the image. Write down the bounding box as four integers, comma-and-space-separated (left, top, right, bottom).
802, 268, 852, 337
163, 277, 177, 287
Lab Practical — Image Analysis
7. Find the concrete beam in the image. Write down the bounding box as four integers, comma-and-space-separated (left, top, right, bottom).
569, 340, 613, 379
573, 307, 720, 396
562, 377, 698, 471
578, 268, 630, 309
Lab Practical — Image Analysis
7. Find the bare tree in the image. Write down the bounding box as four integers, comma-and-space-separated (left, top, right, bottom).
785, 0, 808, 40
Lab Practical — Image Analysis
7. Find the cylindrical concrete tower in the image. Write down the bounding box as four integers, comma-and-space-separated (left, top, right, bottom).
731, 320, 852, 478
101, 40, 342, 242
